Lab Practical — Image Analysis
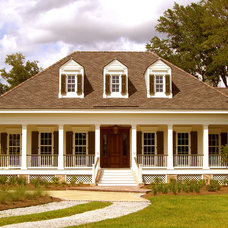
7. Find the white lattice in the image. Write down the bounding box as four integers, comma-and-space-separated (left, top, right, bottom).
143, 175, 166, 184
177, 175, 202, 182
0, 175, 18, 180
29, 175, 55, 183
66, 175, 92, 184
213, 174, 228, 185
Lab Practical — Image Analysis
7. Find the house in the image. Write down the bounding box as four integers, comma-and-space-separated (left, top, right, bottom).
0, 51, 227, 186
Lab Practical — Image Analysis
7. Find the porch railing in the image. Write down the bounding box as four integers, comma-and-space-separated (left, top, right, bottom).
0, 155, 21, 167
64, 155, 94, 167
27, 155, 58, 167
209, 155, 226, 167
174, 155, 203, 167
137, 155, 168, 167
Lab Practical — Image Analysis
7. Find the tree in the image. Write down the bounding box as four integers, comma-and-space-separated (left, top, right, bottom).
146, 0, 228, 87
221, 144, 228, 167
0, 53, 42, 93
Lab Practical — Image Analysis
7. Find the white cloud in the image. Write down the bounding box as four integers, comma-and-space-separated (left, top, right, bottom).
0, 0, 199, 71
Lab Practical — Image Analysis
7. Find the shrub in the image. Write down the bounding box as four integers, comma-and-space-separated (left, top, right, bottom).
30, 178, 41, 188
0, 176, 8, 185
221, 144, 228, 166
206, 180, 221, 192
70, 176, 77, 186
51, 177, 59, 185
8, 176, 17, 186
17, 177, 27, 186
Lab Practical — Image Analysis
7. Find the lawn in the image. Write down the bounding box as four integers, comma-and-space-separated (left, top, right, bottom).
0, 201, 111, 227
74, 194, 228, 228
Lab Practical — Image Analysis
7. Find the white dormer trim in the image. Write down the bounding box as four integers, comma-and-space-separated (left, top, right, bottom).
103, 59, 128, 98
59, 59, 84, 98
145, 60, 172, 98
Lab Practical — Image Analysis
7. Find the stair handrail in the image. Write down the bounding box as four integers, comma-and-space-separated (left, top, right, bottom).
133, 157, 143, 184
92, 157, 100, 184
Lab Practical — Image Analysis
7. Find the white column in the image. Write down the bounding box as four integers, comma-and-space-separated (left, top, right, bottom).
58, 125, 64, 170
21, 125, 27, 170
95, 124, 100, 160
132, 125, 137, 160
203, 124, 209, 169
167, 124, 173, 169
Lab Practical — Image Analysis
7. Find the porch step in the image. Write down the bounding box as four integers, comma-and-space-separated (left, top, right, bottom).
97, 169, 138, 186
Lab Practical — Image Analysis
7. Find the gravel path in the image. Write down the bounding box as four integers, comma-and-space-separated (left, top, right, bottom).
2, 201, 150, 228
0, 201, 88, 218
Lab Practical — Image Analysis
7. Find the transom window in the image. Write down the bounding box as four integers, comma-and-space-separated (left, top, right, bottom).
143, 133, 155, 155
177, 133, 189, 155
111, 75, 120, 92
155, 75, 164, 92
9, 134, 20, 155
74, 133, 87, 155
209, 134, 219, 155
40, 133, 52, 155
67, 75, 76, 92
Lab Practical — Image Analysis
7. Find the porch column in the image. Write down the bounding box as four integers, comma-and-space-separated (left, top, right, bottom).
21, 125, 27, 170
132, 125, 137, 159
95, 124, 100, 161
58, 125, 64, 170
203, 124, 209, 169
167, 124, 173, 169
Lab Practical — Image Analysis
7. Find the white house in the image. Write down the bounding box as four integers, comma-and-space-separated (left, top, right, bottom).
0, 51, 227, 186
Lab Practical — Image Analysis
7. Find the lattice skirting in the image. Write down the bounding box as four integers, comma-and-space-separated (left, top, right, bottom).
66, 175, 92, 184
0, 175, 19, 180
142, 175, 166, 184
29, 175, 55, 183
177, 175, 202, 182
212, 174, 228, 185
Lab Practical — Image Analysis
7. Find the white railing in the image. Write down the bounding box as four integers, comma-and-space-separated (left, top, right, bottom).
0, 155, 21, 167
174, 155, 203, 167
209, 155, 226, 167
64, 155, 94, 167
132, 157, 142, 184
137, 155, 168, 167
92, 157, 100, 184
27, 155, 58, 167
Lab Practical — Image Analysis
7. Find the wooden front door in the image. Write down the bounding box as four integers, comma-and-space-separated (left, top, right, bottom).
100, 126, 130, 168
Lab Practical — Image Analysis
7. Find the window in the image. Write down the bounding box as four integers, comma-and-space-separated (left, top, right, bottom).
111, 75, 120, 92
177, 133, 189, 154
143, 133, 155, 155
74, 133, 87, 155
40, 133, 52, 155
155, 75, 164, 92
67, 75, 76, 92
209, 134, 219, 155
9, 134, 20, 155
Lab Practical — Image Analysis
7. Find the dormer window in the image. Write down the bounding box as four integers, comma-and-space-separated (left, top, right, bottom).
59, 59, 84, 98
146, 60, 172, 98
103, 59, 128, 98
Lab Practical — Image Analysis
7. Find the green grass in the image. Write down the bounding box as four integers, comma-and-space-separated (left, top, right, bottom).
73, 195, 228, 228
0, 201, 111, 226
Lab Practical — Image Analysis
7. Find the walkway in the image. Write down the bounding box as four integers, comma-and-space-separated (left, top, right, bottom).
3, 201, 150, 228
47, 190, 149, 201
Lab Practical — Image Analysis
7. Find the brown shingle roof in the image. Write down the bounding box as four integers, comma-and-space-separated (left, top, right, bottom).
0, 51, 227, 110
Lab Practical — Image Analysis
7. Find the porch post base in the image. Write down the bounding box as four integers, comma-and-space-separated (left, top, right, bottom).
202, 174, 212, 185
167, 174, 177, 183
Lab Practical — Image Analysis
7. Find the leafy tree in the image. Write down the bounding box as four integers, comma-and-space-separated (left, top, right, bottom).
0, 52, 42, 93
221, 144, 228, 167
146, 0, 228, 87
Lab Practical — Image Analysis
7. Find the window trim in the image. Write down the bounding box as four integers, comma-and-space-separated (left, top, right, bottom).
67, 74, 77, 93
176, 131, 191, 155
39, 132, 54, 155
142, 131, 157, 155
73, 132, 88, 156
8, 133, 21, 155
209, 133, 221, 155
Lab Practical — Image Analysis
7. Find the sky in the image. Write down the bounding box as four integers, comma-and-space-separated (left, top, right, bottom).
0, 0, 199, 70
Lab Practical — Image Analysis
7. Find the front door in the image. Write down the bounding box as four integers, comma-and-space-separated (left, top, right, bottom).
100, 126, 130, 168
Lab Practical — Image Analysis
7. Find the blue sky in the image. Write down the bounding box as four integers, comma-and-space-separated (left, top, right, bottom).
0, 0, 199, 70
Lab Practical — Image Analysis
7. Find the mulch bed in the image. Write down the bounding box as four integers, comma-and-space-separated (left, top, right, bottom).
143, 186, 228, 199
0, 196, 61, 211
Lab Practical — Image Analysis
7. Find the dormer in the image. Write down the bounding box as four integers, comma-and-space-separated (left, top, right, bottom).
59, 59, 84, 98
103, 59, 128, 98
145, 60, 172, 98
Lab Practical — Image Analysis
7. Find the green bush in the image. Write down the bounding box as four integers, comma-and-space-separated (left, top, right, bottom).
0, 176, 8, 185
17, 177, 27, 186
206, 180, 221, 192
8, 176, 17, 186
51, 177, 59, 185
70, 176, 77, 185
221, 144, 228, 166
